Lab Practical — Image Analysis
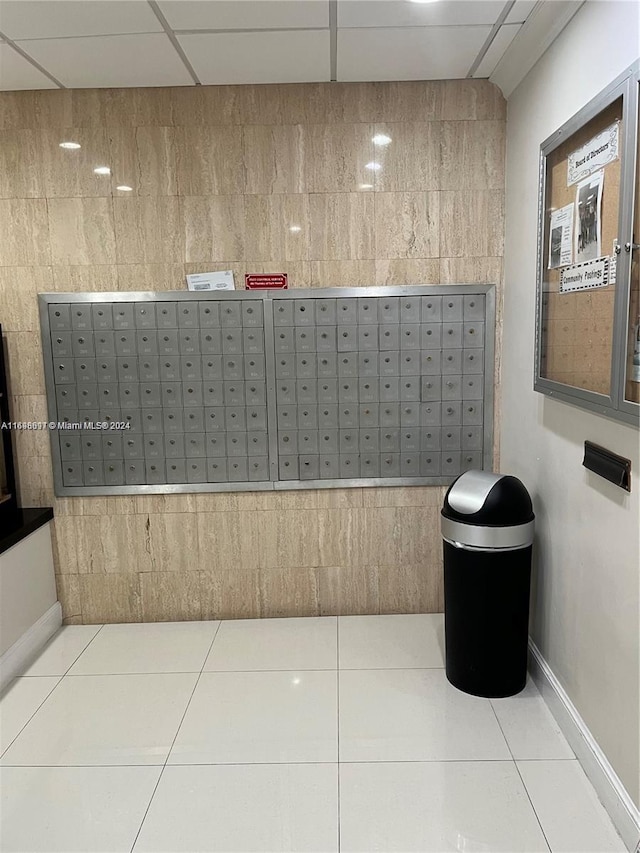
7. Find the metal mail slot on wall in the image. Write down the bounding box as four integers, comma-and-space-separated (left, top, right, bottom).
39, 286, 495, 496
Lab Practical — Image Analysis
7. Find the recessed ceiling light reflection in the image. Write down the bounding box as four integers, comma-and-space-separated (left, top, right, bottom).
59, 141, 81, 150
93, 166, 111, 175
289, 225, 302, 233
409, 0, 440, 4
116, 185, 133, 192
372, 134, 392, 146
359, 183, 374, 190
365, 162, 381, 171
292, 677, 301, 686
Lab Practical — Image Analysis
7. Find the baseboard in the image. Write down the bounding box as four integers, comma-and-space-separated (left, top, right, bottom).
0, 602, 62, 691
528, 638, 640, 852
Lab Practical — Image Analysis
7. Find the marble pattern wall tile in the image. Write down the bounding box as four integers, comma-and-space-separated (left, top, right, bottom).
309, 193, 375, 260
140, 572, 202, 622
183, 195, 244, 262
372, 122, 441, 192
200, 570, 261, 620
176, 126, 244, 196
79, 573, 142, 623
113, 197, 184, 264
440, 190, 504, 258
51, 264, 119, 292
374, 259, 440, 286
1, 79, 506, 623
243, 125, 305, 194
4, 331, 46, 395
441, 80, 506, 121
0, 199, 50, 265
74, 515, 153, 574
316, 564, 379, 616
0, 266, 52, 330
0, 130, 45, 197
39, 128, 112, 197
71, 88, 174, 127
310, 260, 376, 288
378, 562, 443, 613
171, 85, 242, 126
440, 257, 503, 284
148, 513, 200, 574
302, 123, 374, 193
116, 263, 183, 291
374, 192, 439, 259
243, 194, 310, 261
108, 127, 178, 196
14, 453, 55, 507
47, 197, 116, 265
55, 574, 82, 621
441, 120, 505, 190
260, 567, 319, 618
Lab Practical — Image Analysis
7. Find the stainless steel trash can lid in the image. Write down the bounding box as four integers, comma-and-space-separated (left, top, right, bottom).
441, 469, 535, 551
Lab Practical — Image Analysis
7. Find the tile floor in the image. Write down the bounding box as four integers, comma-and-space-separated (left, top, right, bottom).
0, 614, 627, 853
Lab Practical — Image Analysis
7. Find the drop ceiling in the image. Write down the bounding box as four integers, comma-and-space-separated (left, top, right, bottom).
0, 0, 582, 93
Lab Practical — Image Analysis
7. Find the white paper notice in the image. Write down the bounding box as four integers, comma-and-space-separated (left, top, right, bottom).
567, 122, 619, 185
548, 203, 574, 269
574, 169, 603, 264
186, 270, 235, 291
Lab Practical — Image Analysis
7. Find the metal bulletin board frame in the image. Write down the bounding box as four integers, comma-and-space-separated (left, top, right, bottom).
39, 285, 496, 496
534, 60, 640, 427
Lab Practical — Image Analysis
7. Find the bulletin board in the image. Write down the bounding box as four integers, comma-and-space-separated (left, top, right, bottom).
538, 98, 623, 397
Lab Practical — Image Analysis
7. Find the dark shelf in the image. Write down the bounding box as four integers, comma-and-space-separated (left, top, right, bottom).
0, 507, 54, 557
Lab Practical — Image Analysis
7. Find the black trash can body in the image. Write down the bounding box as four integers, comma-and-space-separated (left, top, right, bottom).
442, 470, 535, 699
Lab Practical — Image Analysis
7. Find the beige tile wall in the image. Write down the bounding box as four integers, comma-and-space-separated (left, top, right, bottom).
0, 80, 505, 624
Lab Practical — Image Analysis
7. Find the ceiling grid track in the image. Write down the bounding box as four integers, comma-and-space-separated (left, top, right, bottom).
329, 0, 338, 82
0, 27, 65, 87
466, 0, 516, 78
147, 0, 202, 85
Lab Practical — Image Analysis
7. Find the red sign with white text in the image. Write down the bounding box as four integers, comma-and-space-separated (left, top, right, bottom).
245, 273, 288, 290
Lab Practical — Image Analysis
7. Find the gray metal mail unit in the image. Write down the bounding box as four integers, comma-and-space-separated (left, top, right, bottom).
39, 285, 495, 495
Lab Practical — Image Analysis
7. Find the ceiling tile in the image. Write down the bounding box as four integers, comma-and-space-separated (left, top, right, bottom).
504, 0, 539, 25
338, 0, 506, 28
337, 25, 492, 81
0, 0, 162, 40
16, 34, 194, 87
158, 0, 329, 30
473, 23, 521, 77
178, 30, 330, 84
0, 42, 57, 89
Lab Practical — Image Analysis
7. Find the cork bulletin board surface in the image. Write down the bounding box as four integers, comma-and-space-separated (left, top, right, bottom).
540, 98, 623, 396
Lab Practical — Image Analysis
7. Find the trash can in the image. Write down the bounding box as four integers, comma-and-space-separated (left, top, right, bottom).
441, 470, 535, 698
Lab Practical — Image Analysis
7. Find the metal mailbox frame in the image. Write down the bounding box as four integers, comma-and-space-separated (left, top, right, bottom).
39, 284, 496, 496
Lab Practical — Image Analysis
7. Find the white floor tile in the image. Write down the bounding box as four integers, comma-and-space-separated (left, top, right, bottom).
490, 680, 575, 760
1, 673, 198, 766
134, 764, 338, 852
0, 766, 161, 853
0, 677, 60, 755
340, 669, 511, 761
204, 617, 337, 672
68, 621, 219, 675
518, 760, 627, 852
21, 626, 103, 676
169, 671, 338, 764
340, 761, 550, 852
339, 614, 444, 669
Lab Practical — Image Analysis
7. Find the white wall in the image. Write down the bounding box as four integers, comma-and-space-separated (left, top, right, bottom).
502, 1, 640, 807
0, 524, 57, 656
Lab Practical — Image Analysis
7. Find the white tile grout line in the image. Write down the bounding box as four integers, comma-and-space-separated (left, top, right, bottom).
0, 624, 107, 759
0, 758, 576, 768
128, 619, 223, 853
488, 697, 553, 853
